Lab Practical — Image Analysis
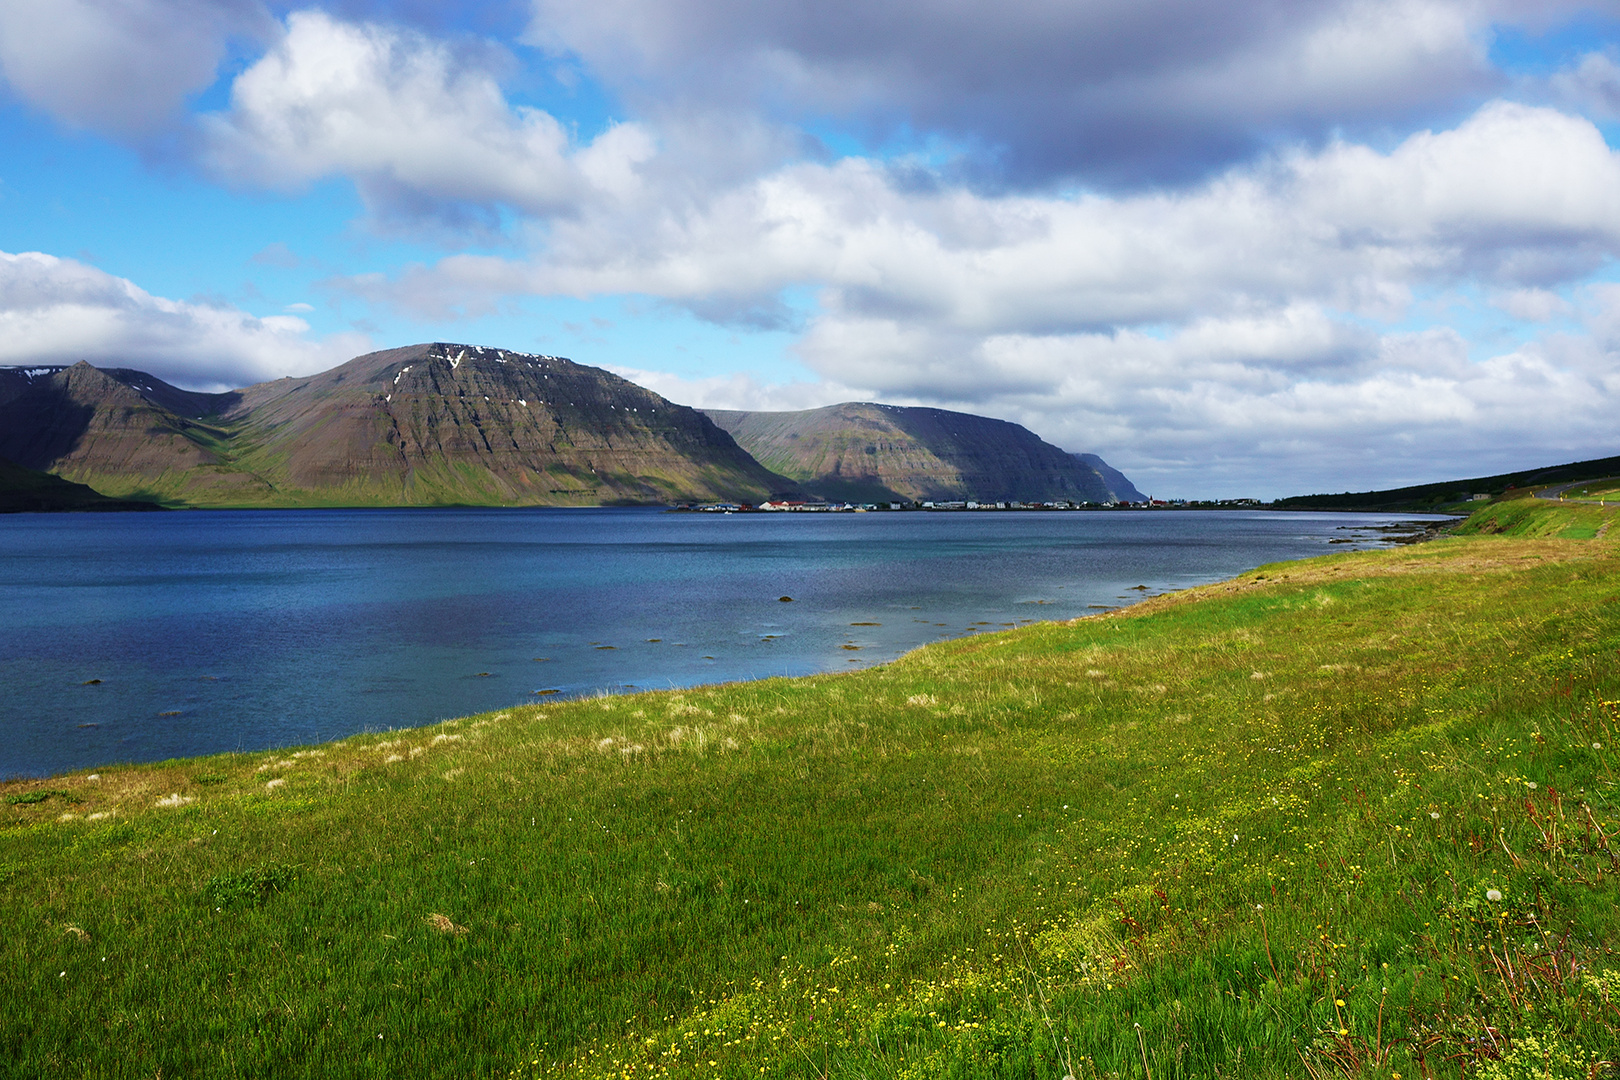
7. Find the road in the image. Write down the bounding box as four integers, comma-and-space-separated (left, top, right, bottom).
1534, 477, 1620, 502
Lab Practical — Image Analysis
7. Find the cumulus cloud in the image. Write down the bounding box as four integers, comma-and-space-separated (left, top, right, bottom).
330, 99, 1620, 494
520, 0, 1592, 185
604, 366, 864, 413
1550, 49, 1620, 119
859, 316, 1620, 497
7, 2, 1619, 493
0, 251, 369, 390
0, 0, 269, 135
349, 102, 1620, 333
1491, 288, 1573, 321
200, 10, 654, 228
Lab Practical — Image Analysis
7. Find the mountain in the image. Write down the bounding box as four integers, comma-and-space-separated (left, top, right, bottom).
1073, 452, 1147, 503
0, 345, 797, 507
1274, 453, 1620, 512
701, 402, 1139, 503
0, 454, 165, 513
0, 362, 250, 504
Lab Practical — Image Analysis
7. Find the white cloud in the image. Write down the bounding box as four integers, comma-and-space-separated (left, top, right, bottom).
1491, 288, 1573, 321
352, 101, 1620, 332
0, 0, 268, 135
7, 2, 1619, 495
333, 98, 1620, 496
200, 10, 654, 226
522, 0, 1570, 185
1551, 49, 1620, 120
604, 366, 863, 413
860, 318, 1620, 497
0, 250, 368, 390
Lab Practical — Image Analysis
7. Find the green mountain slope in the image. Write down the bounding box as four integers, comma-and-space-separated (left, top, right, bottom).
703, 402, 1136, 503
0, 455, 164, 513
7, 498, 1615, 1078
0, 345, 798, 507
1275, 452, 1620, 511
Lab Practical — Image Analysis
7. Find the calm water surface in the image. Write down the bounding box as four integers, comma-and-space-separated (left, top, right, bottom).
0, 507, 1440, 777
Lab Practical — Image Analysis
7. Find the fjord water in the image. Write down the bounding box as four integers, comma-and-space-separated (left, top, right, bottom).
0, 507, 1432, 777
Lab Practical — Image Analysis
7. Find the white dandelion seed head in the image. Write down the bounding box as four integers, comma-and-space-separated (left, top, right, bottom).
1486, 889, 1503, 902
1526, 781, 1537, 789
1430, 811, 1441, 819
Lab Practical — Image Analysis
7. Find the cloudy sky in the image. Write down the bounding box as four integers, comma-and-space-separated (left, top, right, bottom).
4, 0, 1620, 496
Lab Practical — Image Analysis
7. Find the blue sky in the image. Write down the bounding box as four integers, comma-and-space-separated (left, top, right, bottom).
4, 0, 1620, 497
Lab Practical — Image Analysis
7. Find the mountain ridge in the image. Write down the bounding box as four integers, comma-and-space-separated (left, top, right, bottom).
1274, 453, 1620, 511
0, 349, 1143, 509
0, 345, 799, 508
702, 402, 1141, 504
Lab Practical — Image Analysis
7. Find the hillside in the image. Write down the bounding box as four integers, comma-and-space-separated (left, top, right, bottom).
703, 402, 1139, 503
1275, 451, 1620, 511
0, 455, 164, 513
4, 497, 1617, 1078
0, 346, 797, 507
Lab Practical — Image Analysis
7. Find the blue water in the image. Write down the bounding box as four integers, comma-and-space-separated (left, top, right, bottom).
0, 507, 1438, 777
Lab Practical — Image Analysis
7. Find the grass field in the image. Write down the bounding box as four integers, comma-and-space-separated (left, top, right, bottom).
5, 497, 1620, 1079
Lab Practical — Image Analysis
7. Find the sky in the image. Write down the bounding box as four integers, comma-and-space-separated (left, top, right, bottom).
4, 2, 1620, 497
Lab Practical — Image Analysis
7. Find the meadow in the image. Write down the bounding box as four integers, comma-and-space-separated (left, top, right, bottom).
3, 497, 1619, 1079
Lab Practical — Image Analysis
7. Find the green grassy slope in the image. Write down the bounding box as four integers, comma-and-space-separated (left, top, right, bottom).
4, 499, 1620, 1078
1274, 453, 1620, 512
0, 455, 165, 513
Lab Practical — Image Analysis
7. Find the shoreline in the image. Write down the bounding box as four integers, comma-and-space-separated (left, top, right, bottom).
5, 497, 1618, 1078
1, 509, 1460, 785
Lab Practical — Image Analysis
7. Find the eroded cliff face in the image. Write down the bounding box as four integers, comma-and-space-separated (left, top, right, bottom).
0, 345, 796, 507
703, 402, 1133, 503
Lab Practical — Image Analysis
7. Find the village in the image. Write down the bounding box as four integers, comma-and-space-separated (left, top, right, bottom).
675, 497, 1266, 512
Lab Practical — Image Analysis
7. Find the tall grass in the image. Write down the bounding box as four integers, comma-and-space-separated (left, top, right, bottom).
4, 497, 1619, 1078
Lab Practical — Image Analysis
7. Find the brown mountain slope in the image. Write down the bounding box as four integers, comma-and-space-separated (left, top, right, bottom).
702, 402, 1134, 503
0, 345, 797, 507
0, 363, 264, 504
223, 343, 796, 505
